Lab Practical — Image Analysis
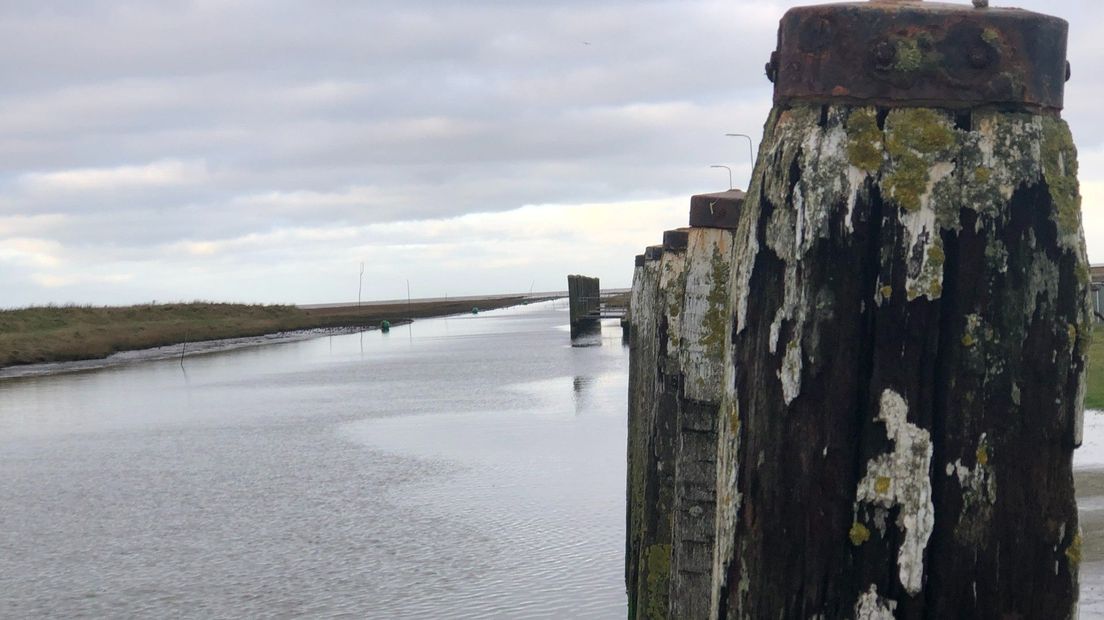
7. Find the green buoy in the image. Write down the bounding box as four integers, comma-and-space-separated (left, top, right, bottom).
471, 307, 479, 315
380, 320, 390, 333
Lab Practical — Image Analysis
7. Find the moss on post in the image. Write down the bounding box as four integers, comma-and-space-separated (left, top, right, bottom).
712, 101, 1088, 618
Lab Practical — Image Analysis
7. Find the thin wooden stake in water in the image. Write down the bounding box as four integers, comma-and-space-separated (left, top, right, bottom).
180, 332, 187, 368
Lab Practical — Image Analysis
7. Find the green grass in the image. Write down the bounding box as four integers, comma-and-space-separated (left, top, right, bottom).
1086, 325, 1104, 410
0, 297, 536, 368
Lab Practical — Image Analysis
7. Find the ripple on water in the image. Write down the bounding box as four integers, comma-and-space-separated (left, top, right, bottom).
340, 371, 628, 619
0, 304, 628, 618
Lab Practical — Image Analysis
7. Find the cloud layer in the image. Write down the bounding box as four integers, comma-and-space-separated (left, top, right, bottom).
1, 0, 1101, 306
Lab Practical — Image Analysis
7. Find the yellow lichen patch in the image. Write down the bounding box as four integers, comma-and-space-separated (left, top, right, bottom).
976, 445, 989, 467
643, 544, 672, 619
846, 107, 883, 173
962, 314, 983, 349
886, 109, 956, 156
885, 162, 929, 213
1077, 263, 1091, 287
974, 167, 992, 183
1066, 533, 1083, 567
850, 522, 872, 546
1040, 116, 1082, 241
884, 109, 956, 212
1068, 324, 1078, 350
880, 285, 893, 301
927, 244, 946, 267
895, 37, 923, 72
875, 476, 892, 495
699, 246, 731, 355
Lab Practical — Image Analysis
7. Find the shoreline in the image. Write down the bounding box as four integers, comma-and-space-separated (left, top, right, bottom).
0, 296, 555, 380
0, 323, 398, 380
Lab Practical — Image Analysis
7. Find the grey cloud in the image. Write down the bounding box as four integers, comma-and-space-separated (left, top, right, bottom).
0, 0, 1099, 305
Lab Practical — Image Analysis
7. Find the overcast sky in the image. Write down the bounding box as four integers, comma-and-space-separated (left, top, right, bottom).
1, 0, 1102, 307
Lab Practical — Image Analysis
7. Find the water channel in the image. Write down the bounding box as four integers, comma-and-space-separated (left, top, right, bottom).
0, 301, 629, 618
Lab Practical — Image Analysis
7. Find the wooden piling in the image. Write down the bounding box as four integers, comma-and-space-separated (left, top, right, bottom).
627, 247, 665, 618
568, 274, 601, 337
628, 2, 1088, 617
670, 204, 741, 620
626, 201, 745, 619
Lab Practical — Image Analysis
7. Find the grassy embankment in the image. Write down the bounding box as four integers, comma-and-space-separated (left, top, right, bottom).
1087, 326, 1104, 410
0, 297, 535, 368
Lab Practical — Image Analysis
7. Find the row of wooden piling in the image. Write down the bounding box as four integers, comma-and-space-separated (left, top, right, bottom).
625, 1, 1088, 617
626, 190, 745, 619
626, 113, 1089, 619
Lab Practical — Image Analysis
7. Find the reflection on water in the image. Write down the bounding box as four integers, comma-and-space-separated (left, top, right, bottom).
570, 321, 604, 348
573, 375, 592, 416
0, 301, 628, 619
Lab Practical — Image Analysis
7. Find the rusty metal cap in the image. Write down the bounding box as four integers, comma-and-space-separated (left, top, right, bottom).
768, 0, 1069, 110
689, 190, 746, 229
662, 228, 691, 251
644, 245, 665, 261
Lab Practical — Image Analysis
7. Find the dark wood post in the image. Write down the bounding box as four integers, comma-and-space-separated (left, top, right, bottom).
628, 5, 1087, 617
626, 196, 746, 620
709, 2, 1089, 617
568, 274, 601, 337
669, 197, 743, 619
627, 245, 666, 618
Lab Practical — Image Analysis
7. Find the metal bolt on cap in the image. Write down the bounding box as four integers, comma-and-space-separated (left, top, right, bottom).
769, 0, 1069, 110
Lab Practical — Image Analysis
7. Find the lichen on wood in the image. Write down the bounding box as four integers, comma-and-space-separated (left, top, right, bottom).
854, 585, 897, 620
710, 100, 1088, 618
855, 390, 934, 595
632, 72, 1088, 615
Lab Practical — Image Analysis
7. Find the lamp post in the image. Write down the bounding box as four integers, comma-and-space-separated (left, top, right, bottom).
725, 133, 755, 187
709, 165, 733, 190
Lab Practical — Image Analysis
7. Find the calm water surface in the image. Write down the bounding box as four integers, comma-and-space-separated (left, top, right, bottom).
0, 301, 629, 618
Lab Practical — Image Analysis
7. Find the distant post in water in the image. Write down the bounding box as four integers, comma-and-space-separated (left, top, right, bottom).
567, 274, 601, 338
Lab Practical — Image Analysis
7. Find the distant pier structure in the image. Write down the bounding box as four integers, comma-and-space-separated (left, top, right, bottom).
567, 275, 602, 337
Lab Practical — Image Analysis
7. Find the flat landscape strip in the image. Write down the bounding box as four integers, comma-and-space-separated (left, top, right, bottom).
0, 296, 551, 369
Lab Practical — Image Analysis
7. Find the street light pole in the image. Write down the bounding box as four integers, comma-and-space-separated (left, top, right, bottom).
725, 133, 755, 187
710, 165, 733, 190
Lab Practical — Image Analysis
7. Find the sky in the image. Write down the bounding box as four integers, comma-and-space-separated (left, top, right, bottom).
1, 0, 1102, 307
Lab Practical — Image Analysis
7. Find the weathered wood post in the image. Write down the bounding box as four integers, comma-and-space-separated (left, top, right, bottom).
568, 274, 601, 337
627, 194, 747, 620
710, 1, 1090, 617
627, 245, 666, 618
670, 192, 744, 619
627, 236, 691, 618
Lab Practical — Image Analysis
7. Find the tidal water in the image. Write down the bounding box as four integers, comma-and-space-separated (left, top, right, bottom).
0, 301, 629, 619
